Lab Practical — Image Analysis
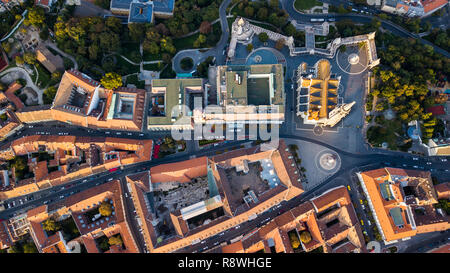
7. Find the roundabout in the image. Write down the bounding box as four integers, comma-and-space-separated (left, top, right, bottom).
315, 149, 341, 173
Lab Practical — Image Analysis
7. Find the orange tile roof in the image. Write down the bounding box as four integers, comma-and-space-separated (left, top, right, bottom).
150, 157, 208, 183
221, 241, 244, 253
435, 182, 450, 200
359, 168, 449, 243
311, 186, 351, 212
421, 0, 448, 13
5, 82, 24, 110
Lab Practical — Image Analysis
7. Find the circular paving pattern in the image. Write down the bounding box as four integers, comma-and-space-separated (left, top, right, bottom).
254, 55, 262, 63
315, 149, 341, 173
313, 125, 324, 136
336, 45, 369, 75
245, 48, 282, 65
348, 53, 360, 65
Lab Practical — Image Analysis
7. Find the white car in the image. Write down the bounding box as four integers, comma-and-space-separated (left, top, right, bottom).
139, 133, 144, 136
413, 166, 418, 168
413, 157, 419, 160
108, 177, 113, 181
426, 162, 432, 165
441, 158, 447, 162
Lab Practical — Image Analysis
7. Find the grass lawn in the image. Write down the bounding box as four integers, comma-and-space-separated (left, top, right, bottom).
367, 118, 404, 150
174, 34, 200, 52
121, 42, 141, 63
115, 54, 140, 74
143, 52, 162, 62
126, 74, 145, 89
59, 217, 81, 241
294, 0, 323, 11
35, 64, 51, 88
159, 63, 176, 79
143, 62, 163, 71
173, 22, 222, 52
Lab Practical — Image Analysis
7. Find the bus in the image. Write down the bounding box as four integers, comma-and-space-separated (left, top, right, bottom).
310, 18, 324, 22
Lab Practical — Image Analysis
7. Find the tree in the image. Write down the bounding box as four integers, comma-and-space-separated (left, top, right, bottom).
300, 231, 312, 244
101, 72, 122, 90
15, 55, 24, 66
199, 21, 212, 34
244, 6, 254, 17
258, 32, 269, 43
27, 7, 45, 27
23, 52, 37, 65
257, 7, 268, 20
275, 38, 285, 50
246, 43, 253, 52
128, 23, 145, 42
160, 38, 176, 54
143, 40, 160, 55
193, 34, 207, 48
99, 201, 113, 217
2, 42, 11, 54
0, 82, 6, 92
108, 235, 123, 246
43, 86, 57, 104
289, 232, 300, 249
105, 17, 122, 34
42, 218, 60, 232
340, 45, 347, 52
23, 242, 38, 253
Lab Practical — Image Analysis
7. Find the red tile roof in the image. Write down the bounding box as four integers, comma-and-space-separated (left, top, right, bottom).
421, 0, 448, 14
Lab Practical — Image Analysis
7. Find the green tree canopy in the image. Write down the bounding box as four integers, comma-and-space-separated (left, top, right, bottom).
43, 86, 57, 104
27, 7, 45, 28
101, 72, 122, 90
289, 232, 300, 249
23, 52, 36, 65
258, 32, 269, 43
99, 201, 113, 217
300, 231, 312, 244
108, 235, 123, 246
42, 218, 60, 232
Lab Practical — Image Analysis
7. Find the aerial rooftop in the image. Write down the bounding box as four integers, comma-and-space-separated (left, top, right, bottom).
357, 168, 449, 244
51, 70, 146, 131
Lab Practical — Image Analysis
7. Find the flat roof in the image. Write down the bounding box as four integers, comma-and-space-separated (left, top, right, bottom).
220, 64, 285, 107
148, 78, 203, 126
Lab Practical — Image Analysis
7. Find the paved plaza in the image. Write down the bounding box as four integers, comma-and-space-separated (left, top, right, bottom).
283, 138, 341, 191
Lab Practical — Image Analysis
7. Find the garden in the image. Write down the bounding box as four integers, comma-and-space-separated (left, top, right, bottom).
294, 0, 323, 11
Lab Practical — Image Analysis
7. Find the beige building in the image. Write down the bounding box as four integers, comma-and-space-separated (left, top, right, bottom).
0, 135, 152, 200
126, 140, 303, 253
